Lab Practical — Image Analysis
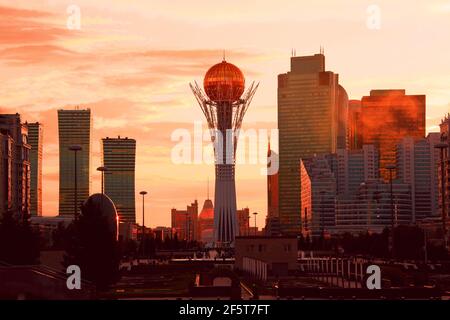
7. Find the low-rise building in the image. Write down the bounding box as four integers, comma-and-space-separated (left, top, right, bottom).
234, 236, 297, 280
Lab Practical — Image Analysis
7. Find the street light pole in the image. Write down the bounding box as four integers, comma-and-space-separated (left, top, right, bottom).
435, 141, 448, 250
252, 212, 258, 236
386, 164, 396, 258
69, 145, 82, 219
140, 191, 148, 260
97, 166, 108, 195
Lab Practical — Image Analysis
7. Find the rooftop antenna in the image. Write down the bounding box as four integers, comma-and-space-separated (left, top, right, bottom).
207, 177, 210, 200
320, 46, 324, 55
223, 50, 226, 62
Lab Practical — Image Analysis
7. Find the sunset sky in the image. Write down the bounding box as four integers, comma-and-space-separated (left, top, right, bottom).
0, 0, 449, 228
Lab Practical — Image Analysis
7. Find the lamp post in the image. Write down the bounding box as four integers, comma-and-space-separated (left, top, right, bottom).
96, 166, 108, 195
386, 164, 396, 258
140, 191, 148, 260
435, 141, 448, 250
68, 145, 82, 219
319, 190, 326, 239
252, 212, 258, 236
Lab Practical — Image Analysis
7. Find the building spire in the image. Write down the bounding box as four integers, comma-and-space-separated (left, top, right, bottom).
222, 50, 226, 62
207, 176, 210, 200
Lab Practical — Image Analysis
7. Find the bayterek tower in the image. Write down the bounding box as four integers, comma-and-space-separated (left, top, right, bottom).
190, 59, 258, 246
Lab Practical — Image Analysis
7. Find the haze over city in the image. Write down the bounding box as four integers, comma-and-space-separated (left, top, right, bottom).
1, 0, 449, 227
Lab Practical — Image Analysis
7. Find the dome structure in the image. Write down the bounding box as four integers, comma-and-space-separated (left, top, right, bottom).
82, 193, 119, 240
203, 60, 245, 103
199, 199, 214, 220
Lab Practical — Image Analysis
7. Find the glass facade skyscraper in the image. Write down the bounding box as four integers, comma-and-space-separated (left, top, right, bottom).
277, 53, 347, 235
57, 109, 92, 216
360, 90, 425, 181
102, 136, 136, 223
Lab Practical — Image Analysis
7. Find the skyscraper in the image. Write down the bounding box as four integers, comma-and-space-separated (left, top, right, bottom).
0, 114, 31, 220
278, 53, 347, 235
360, 90, 425, 181
57, 108, 92, 216
27, 122, 43, 216
102, 136, 136, 223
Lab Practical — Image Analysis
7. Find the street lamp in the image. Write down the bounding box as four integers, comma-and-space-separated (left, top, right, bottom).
435, 141, 448, 250
68, 145, 82, 219
96, 166, 108, 195
140, 191, 148, 260
386, 164, 396, 258
252, 212, 258, 236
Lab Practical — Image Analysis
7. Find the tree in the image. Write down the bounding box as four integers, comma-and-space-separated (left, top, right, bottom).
0, 211, 40, 265
63, 203, 121, 290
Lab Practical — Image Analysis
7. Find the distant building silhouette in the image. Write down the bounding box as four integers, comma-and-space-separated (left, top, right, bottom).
57, 108, 92, 216
277, 53, 347, 235
27, 122, 43, 217
0, 114, 31, 220
171, 200, 198, 241
237, 207, 250, 236
102, 136, 136, 223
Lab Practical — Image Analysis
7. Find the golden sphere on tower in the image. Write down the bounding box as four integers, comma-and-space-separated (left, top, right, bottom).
203, 60, 245, 103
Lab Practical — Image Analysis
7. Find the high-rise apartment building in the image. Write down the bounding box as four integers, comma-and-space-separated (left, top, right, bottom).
102, 136, 136, 223
396, 133, 441, 222
360, 90, 425, 181
278, 53, 347, 235
335, 180, 413, 234
0, 114, 31, 220
57, 108, 92, 216
300, 155, 337, 238
27, 122, 43, 216
335, 145, 379, 197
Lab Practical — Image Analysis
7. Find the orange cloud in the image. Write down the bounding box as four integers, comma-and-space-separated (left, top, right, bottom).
0, 5, 73, 45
